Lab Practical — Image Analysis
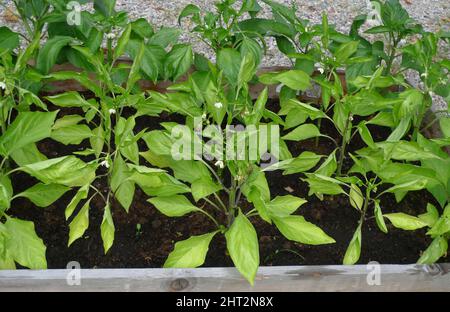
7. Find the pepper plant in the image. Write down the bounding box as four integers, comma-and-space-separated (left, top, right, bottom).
145, 57, 335, 285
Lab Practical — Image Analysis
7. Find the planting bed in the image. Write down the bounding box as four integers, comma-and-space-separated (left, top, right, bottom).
7, 97, 448, 269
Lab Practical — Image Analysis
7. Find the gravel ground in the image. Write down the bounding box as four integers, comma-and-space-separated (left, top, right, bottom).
1, 0, 449, 110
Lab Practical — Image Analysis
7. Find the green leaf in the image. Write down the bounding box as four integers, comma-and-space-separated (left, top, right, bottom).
16, 183, 70, 207
36, 36, 73, 74
178, 4, 200, 24
111, 155, 135, 212
225, 212, 259, 285
165, 44, 193, 81
0, 175, 13, 213
217, 48, 241, 85
384, 179, 427, 194
384, 213, 428, 230
440, 117, 450, 138
68, 199, 90, 246
273, 215, 335, 245
335, 41, 359, 64
275, 70, 311, 91
417, 236, 448, 264
4, 217, 47, 269
191, 178, 222, 202
164, 231, 217, 268
100, 204, 115, 254
114, 24, 131, 60
148, 195, 199, 217
349, 184, 364, 210
282, 124, 321, 141
357, 122, 375, 148
148, 27, 181, 48
51, 124, 93, 145
267, 195, 307, 217
94, 0, 116, 17
45, 91, 92, 108
418, 203, 440, 227
0, 27, 19, 52
237, 18, 295, 38
21, 156, 96, 187
65, 185, 89, 220
0, 111, 57, 156
247, 188, 271, 224
315, 149, 337, 176
343, 225, 362, 265
90, 126, 105, 158
303, 174, 345, 196
374, 200, 388, 234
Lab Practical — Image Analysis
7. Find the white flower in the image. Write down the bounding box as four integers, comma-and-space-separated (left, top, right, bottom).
318, 67, 325, 74
275, 83, 283, 94
100, 160, 110, 168
109, 108, 116, 115
201, 113, 207, 119
106, 33, 116, 39
214, 102, 223, 109
214, 160, 224, 169
0, 81, 6, 90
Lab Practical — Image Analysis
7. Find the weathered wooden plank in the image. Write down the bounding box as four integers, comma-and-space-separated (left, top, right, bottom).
0, 264, 449, 292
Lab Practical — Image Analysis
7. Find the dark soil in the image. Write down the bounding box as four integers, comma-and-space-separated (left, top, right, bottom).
7, 97, 449, 269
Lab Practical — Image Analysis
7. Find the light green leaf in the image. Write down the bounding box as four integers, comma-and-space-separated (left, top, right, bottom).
51, 124, 93, 145
349, 184, 364, 210
384, 213, 428, 230
45, 91, 92, 108
275, 70, 311, 91
343, 225, 362, 265
419, 203, 440, 228
148, 195, 199, 217
282, 124, 321, 141
0, 175, 13, 213
273, 215, 335, 245
267, 195, 307, 217
417, 236, 448, 264
374, 200, 388, 234
65, 185, 89, 220
164, 231, 218, 268
21, 156, 96, 187
68, 199, 90, 246
335, 41, 359, 64
4, 217, 47, 269
225, 211, 259, 285
100, 204, 115, 254
191, 178, 222, 202
16, 183, 70, 207
0, 111, 57, 156
303, 174, 345, 196
114, 24, 131, 60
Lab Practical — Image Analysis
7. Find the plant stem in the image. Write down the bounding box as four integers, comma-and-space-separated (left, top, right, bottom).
337, 114, 353, 176
227, 179, 237, 227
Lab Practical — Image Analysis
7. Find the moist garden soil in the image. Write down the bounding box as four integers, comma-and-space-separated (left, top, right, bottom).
7, 97, 450, 269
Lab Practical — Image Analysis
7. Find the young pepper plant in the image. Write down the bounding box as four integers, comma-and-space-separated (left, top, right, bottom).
40, 18, 193, 253
144, 62, 335, 285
